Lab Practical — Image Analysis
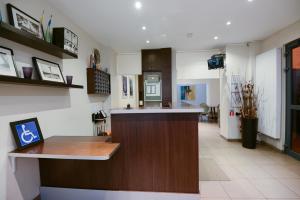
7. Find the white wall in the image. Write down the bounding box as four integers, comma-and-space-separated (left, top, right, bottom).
220, 43, 261, 139
206, 79, 220, 107
174, 50, 220, 106
259, 20, 300, 150
0, 0, 116, 199
115, 53, 141, 108
176, 50, 220, 80
116, 53, 141, 75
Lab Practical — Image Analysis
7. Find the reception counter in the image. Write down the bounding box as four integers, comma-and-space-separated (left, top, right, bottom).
39, 108, 201, 194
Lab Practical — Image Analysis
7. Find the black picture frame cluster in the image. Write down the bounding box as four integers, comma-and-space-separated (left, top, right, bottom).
0, 4, 68, 83
6, 4, 79, 56
0, 45, 66, 83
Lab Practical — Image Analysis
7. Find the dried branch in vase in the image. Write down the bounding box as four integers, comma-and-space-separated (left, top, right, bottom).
240, 82, 258, 119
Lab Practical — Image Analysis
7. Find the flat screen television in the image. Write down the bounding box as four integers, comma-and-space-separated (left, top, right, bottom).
208, 54, 225, 70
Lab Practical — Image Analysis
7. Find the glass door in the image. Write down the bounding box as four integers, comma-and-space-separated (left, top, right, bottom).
286, 39, 300, 159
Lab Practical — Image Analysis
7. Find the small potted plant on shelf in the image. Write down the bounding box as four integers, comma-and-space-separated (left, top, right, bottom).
240, 82, 259, 149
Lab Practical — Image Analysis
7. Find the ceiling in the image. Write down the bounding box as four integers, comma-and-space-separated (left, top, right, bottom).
46, 0, 300, 52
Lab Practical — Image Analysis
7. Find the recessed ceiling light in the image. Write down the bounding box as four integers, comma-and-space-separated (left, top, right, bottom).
248, 0, 253, 2
142, 26, 147, 30
214, 36, 219, 40
226, 21, 231, 26
135, 1, 142, 9
146, 40, 150, 44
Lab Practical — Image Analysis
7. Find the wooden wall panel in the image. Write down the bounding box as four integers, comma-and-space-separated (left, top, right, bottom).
40, 113, 199, 193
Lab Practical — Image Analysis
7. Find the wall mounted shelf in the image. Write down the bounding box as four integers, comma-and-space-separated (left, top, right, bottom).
0, 22, 78, 59
87, 68, 111, 95
0, 75, 84, 89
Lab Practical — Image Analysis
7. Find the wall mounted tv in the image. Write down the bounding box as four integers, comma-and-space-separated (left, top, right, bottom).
208, 54, 225, 70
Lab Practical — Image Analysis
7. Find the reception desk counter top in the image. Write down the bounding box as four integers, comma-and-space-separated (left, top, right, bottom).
9, 136, 120, 161
111, 106, 204, 114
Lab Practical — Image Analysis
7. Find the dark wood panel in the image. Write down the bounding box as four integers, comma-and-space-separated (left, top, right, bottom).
138, 75, 144, 102
140, 48, 172, 104
40, 113, 199, 193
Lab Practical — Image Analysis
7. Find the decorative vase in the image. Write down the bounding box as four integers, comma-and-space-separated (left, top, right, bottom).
22, 67, 33, 79
66, 76, 73, 85
241, 117, 258, 149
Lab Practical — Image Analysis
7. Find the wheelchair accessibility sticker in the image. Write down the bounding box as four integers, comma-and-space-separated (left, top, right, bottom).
15, 121, 41, 146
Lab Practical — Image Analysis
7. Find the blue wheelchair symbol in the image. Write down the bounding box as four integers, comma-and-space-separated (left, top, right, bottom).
16, 122, 40, 147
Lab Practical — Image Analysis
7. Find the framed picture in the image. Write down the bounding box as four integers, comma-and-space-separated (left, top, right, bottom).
180, 85, 196, 100
0, 8, 2, 23
122, 75, 128, 98
10, 118, 44, 150
7, 4, 44, 40
0, 46, 18, 77
32, 57, 65, 83
129, 77, 133, 97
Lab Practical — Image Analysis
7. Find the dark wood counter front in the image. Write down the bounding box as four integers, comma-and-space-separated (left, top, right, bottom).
40, 113, 199, 194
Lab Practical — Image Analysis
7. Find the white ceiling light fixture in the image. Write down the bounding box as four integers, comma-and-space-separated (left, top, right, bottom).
142, 26, 147, 30
146, 40, 150, 44
214, 36, 219, 40
135, 1, 142, 10
226, 21, 231, 26
248, 0, 254, 2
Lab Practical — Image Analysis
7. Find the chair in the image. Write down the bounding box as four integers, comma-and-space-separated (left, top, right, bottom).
199, 103, 209, 122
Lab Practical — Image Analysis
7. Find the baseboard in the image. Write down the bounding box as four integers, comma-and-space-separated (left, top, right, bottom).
219, 134, 241, 142
260, 140, 284, 153
227, 138, 242, 142
40, 187, 200, 200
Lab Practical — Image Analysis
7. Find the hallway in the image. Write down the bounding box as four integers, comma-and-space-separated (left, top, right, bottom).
199, 123, 300, 200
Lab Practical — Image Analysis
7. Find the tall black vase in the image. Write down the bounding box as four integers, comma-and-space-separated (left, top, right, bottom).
241, 117, 258, 149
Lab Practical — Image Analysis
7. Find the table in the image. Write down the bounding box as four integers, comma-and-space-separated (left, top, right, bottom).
8, 136, 120, 172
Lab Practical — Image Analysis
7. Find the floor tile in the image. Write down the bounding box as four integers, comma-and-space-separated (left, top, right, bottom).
250, 179, 299, 199
200, 181, 229, 198
234, 164, 272, 179
220, 179, 264, 199
261, 165, 300, 178
279, 179, 300, 196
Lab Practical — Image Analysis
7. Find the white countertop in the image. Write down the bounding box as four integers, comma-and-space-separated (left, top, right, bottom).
110, 106, 204, 114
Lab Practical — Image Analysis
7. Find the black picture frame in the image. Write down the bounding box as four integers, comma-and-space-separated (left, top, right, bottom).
10, 118, 44, 150
32, 57, 65, 83
0, 45, 18, 77
7, 3, 44, 40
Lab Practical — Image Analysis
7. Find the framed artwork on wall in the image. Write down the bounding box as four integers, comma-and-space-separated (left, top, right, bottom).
32, 57, 65, 83
122, 75, 128, 98
180, 85, 196, 100
10, 118, 44, 150
0, 8, 2, 23
129, 77, 133, 97
7, 4, 44, 40
0, 46, 18, 77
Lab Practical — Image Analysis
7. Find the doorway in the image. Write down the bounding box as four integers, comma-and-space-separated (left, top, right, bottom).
286, 38, 300, 160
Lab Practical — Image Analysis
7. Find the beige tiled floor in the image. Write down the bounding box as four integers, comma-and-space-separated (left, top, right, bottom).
199, 123, 300, 200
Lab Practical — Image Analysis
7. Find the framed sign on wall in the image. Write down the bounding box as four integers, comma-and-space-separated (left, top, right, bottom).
10, 118, 44, 150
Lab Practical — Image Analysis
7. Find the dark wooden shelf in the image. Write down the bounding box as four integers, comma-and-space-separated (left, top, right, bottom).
0, 22, 78, 59
0, 75, 84, 89
87, 68, 111, 95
